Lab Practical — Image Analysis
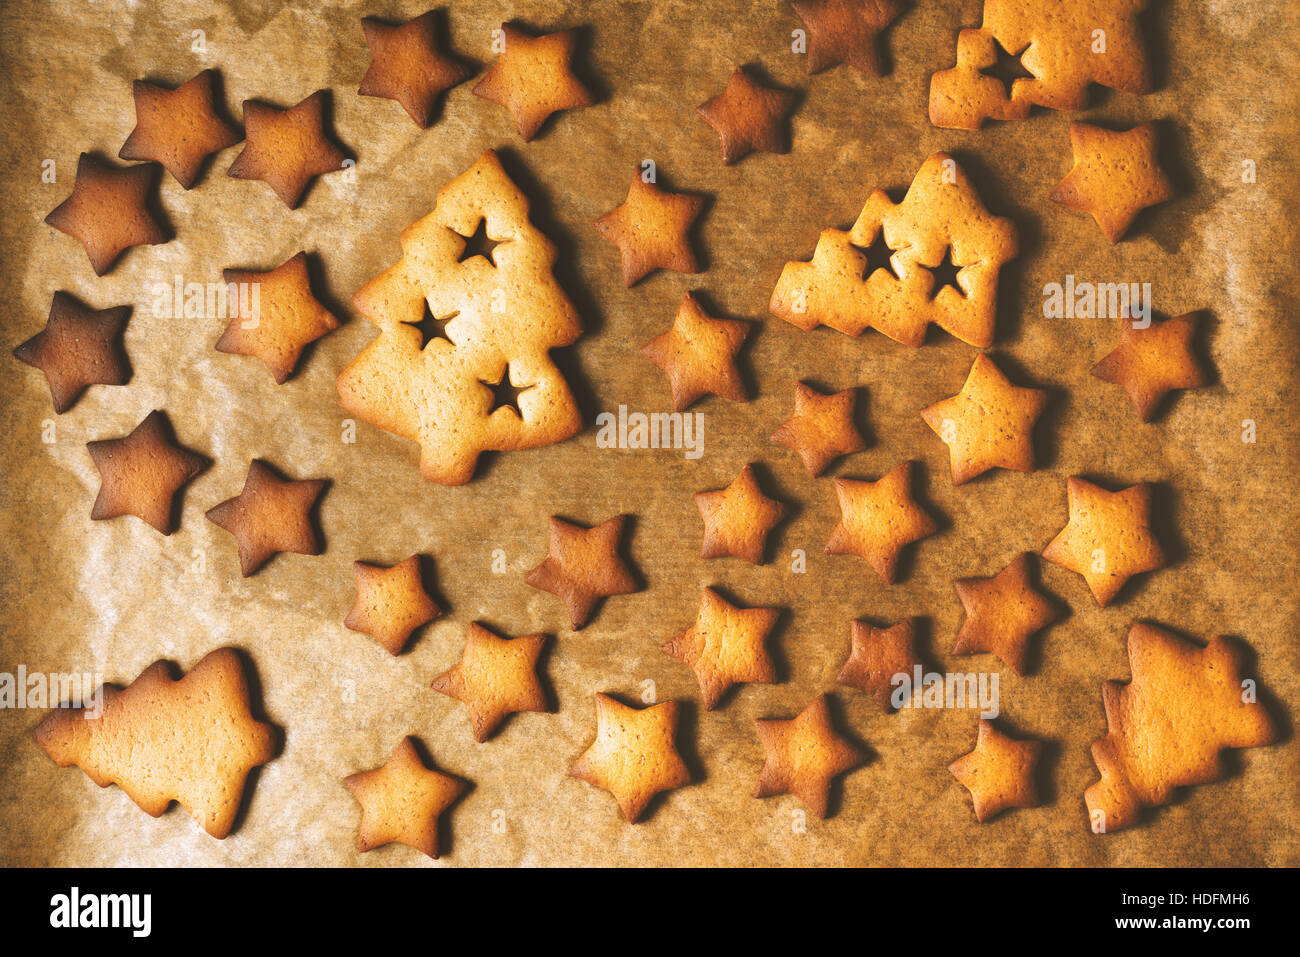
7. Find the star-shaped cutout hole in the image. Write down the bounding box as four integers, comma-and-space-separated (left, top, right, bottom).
980, 39, 1034, 99
456, 218, 503, 266
925, 246, 967, 300
481, 366, 533, 417
413, 304, 458, 349
852, 229, 899, 282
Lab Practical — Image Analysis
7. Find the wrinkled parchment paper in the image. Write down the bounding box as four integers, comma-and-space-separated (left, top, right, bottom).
1, 0, 1297, 866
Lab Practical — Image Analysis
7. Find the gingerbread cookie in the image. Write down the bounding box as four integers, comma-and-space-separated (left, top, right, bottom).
837, 618, 921, 712
826, 462, 937, 583
431, 623, 549, 742
771, 381, 866, 477
952, 553, 1057, 675
358, 11, 468, 128
118, 69, 241, 188
1091, 313, 1208, 420
695, 464, 785, 564
661, 586, 779, 710
87, 410, 206, 535
345, 555, 440, 655
343, 736, 467, 859
696, 67, 793, 164
524, 514, 637, 629
949, 718, 1041, 822
473, 23, 593, 140
1050, 121, 1174, 243
928, 30, 1032, 130
754, 694, 864, 818
13, 292, 131, 413
44, 154, 168, 275
594, 173, 704, 287
791, 0, 906, 75
641, 292, 749, 411
205, 460, 326, 576
227, 91, 349, 208
570, 693, 690, 822
33, 647, 275, 839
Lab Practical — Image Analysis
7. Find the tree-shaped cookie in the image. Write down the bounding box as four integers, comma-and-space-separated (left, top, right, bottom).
337, 150, 583, 484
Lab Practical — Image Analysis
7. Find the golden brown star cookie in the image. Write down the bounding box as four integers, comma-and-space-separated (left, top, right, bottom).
524, 514, 637, 629
1050, 121, 1174, 243
696, 67, 793, 164
205, 460, 326, 577
571, 693, 690, 822
13, 292, 131, 413
694, 465, 785, 564
118, 69, 242, 188
826, 462, 937, 584
928, 30, 1033, 130
345, 555, 440, 655
473, 23, 593, 140
358, 11, 469, 127
1042, 476, 1165, 607
921, 353, 1046, 485
772, 381, 866, 477
641, 292, 749, 411
44, 154, 168, 275
87, 410, 206, 535
227, 91, 349, 208
949, 718, 1042, 822
791, 0, 907, 75
431, 623, 549, 742
1091, 313, 1208, 421
343, 736, 467, 859
594, 174, 704, 286
754, 694, 864, 818
662, 587, 779, 710
952, 553, 1058, 675
217, 252, 341, 384
837, 618, 921, 712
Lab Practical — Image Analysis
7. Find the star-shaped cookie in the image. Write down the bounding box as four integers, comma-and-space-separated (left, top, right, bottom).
662, 587, 779, 710
754, 694, 864, 818
227, 91, 349, 208
952, 553, 1058, 675
217, 252, 341, 384
524, 514, 637, 629
1050, 121, 1174, 243
949, 718, 1042, 822
118, 69, 242, 188
206, 460, 326, 576
1091, 313, 1209, 421
343, 737, 467, 859
571, 693, 690, 822
641, 292, 749, 411
837, 618, 921, 712
825, 462, 938, 583
771, 381, 867, 476
473, 23, 593, 140
87, 410, 206, 535
921, 354, 1047, 485
344, 555, 440, 655
594, 174, 704, 286
358, 11, 469, 127
13, 292, 131, 413
694, 464, 785, 564
791, 0, 907, 75
1042, 476, 1165, 607
696, 67, 794, 164
431, 623, 550, 742
44, 154, 168, 275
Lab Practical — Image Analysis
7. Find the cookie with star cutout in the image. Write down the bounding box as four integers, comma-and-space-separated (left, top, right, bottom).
771, 381, 867, 477
696, 67, 794, 164
949, 718, 1042, 822
358, 11, 469, 128
694, 464, 785, 564
1091, 313, 1209, 420
473, 23, 593, 140
524, 514, 638, 629
594, 173, 705, 286
754, 694, 864, 818
227, 91, 350, 208
641, 292, 750, 411
952, 553, 1058, 675
345, 555, 441, 655
44, 154, 169, 275
571, 693, 690, 822
87, 410, 207, 535
206, 460, 326, 576
13, 292, 131, 413
119, 69, 242, 188
343, 736, 467, 859
825, 461, 938, 583
1050, 121, 1174, 243
431, 623, 550, 742
662, 586, 779, 710
791, 0, 907, 76
837, 618, 922, 712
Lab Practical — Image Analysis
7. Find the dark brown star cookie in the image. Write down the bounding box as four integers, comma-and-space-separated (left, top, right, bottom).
119, 69, 242, 188
13, 292, 131, 413
227, 91, 350, 208
206, 460, 326, 576
358, 11, 469, 127
87, 410, 206, 535
44, 154, 168, 274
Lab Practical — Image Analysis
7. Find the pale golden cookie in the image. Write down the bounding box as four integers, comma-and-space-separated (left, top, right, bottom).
641, 292, 749, 411
662, 586, 779, 710
343, 736, 467, 858
825, 461, 937, 584
430, 622, 549, 742
949, 718, 1041, 822
695, 464, 785, 564
771, 381, 867, 477
473, 23, 593, 140
571, 694, 690, 823
754, 694, 864, 818
345, 555, 440, 655
1050, 121, 1174, 243
1091, 313, 1208, 420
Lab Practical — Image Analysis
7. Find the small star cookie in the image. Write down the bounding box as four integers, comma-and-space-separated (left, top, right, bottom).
1042, 476, 1165, 607
771, 381, 867, 477
87, 410, 207, 535
1091, 313, 1208, 421
952, 553, 1058, 675
343, 737, 467, 859
227, 91, 350, 208
431, 623, 550, 742
837, 618, 921, 712
118, 69, 242, 188
358, 11, 469, 128
206, 460, 327, 576
1050, 121, 1174, 243
13, 292, 131, 413
696, 67, 793, 164
570, 693, 690, 822
754, 694, 864, 818
524, 514, 637, 629
641, 292, 749, 411
345, 555, 440, 655
44, 154, 168, 275
949, 718, 1042, 822
473, 23, 593, 140
791, 0, 907, 75
594, 174, 704, 286
661, 586, 779, 710
694, 464, 785, 564
826, 462, 938, 584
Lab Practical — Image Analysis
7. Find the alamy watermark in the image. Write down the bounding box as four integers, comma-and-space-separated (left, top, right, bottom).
1042, 274, 1151, 327
890, 666, 1000, 719
152, 275, 261, 325
0, 666, 103, 718
595, 405, 704, 459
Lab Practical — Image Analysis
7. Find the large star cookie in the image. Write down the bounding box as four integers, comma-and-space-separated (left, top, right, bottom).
358, 11, 469, 127
952, 553, 1058, 675
227, 91, 350, 208
661, 586, 779, 710
594, 173, 704, 286
44, 154, 168, 275
641, 292, 749, 411
343, 737, 467, 859
87, 410, 207, 535
791, 0, 907, 75
431, 623, 550, 742
13, 292, 131, 413
771, 381, 867, 476
1050, 121, 1174, 243
694, 464, 785, 564
1091, 313, 1208, 420
524, 514, 637, 629
119, 69, 242, 188
473, 23, 593, 140
825, 461, 937, 583
949, 718, 1042, 822
570, 693, 690, 822
754, 695, 864, 818
837, 618, 922, 712
206, 460, 327, 576
696, 67, 793, 164
345, 555, 440, 655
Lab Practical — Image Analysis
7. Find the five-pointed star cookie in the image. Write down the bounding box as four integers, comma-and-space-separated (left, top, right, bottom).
570, 693, 690, 822
343, 736, 467, 859
1091, 313, 1209, 421
358, 11, 469, 128
694, 464, 785, 564
696, 67, 794, 164
754, 694, 864, 818
921, 353, 1047, 485
216, 252, 341, 384
771, 381, 867, 476
44, 154, 169, 275
662, 586, 779, 709
952, 553, 1058, 675
227, 91, 350, 208
345, 555, 440, 655
431, 622, 550, 741
1042, 476, 1165, 607
206, 460, 327, 576
594, 174, 705, 286
949, 718, 1042, 822
837, 618, 921, 712
118, 69, 242, 188
825, 461, 938, 583
524, 514, 638, 629
641, 292, 750, 411
1050, 121, 1174, 243
791, 0, 907, 75
86, 410, 207, 535
13, 292, 131, 413
473, 23, 593, 140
